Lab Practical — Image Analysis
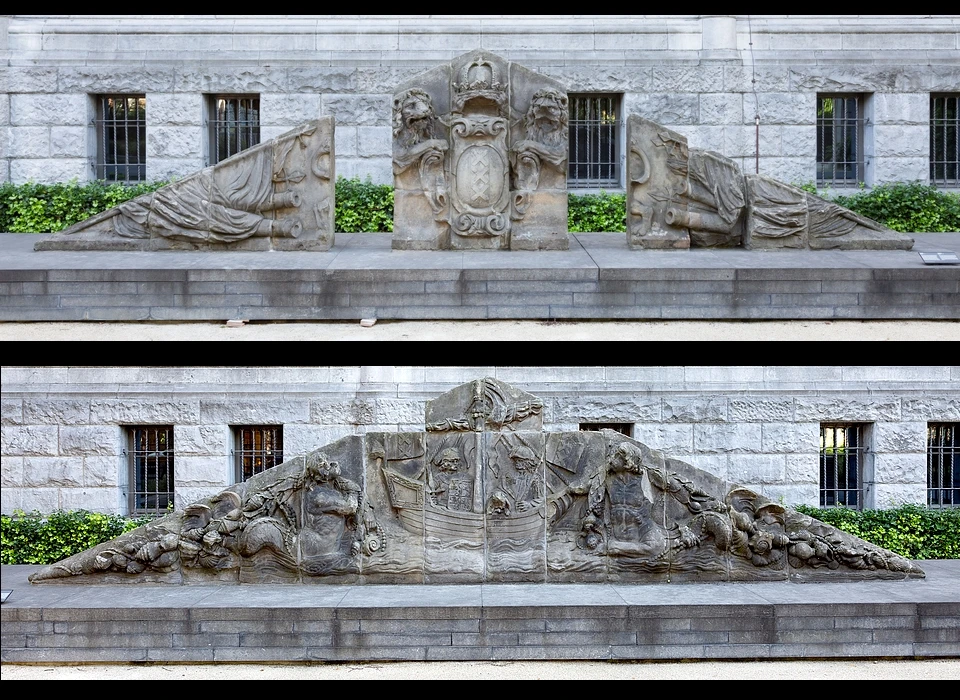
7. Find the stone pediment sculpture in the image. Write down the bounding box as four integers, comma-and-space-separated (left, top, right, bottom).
391, 49, 569, 251
28, 378, 924, 586
34, 118, 335, 252
626, 115, 914, 251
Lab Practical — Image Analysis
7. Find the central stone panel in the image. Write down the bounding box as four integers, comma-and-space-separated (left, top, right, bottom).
391, 49, 569, 251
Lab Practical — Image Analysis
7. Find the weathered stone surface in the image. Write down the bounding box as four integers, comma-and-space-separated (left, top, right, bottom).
323, 94, 390, 126
554, 397, 660, 423
22, 457, 83, 487
311, 399, 375, 425
726, 454, 786, 484
1, 456, 23, 486
728, 399, 795, 422
901, 398, 960, 422
392, 49, 569, 251
873, 422, 927, 453
147, 94, 203, 126
23, 378, 926, 587
624, 93, 699, 125
83, 455, 120, 488
375, 399, 427, 425
1, 425, 59, 456
794, 399, 901, 422
49, 127, 86, 158
59, 426, 120, 456
10, 93, 87, 126
873, 484, 928, 510
23, 400, 90, 425
692, 423, 763, 454
34, 118, 336, 253
874, 453, 927, 483
200, 400, 310, 425
173, 425, 229, 456
90, 400, 202, 424
761, 423, 818, 454
663, 397, 727, 423
1, 399, 24, 426
8, 126, 50, 158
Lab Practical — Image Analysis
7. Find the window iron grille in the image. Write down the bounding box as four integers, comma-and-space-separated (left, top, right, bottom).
819, 424, 867, 509
928, 423, 958, 508
579, 423, 633, 437
817, 95, 864, 187
568, 94, 621, 189
94, 95, 146, 182
125, 426, 174, 516
210, 96, 260, 165
233, 425, 283, 482
930, 94, 959, 187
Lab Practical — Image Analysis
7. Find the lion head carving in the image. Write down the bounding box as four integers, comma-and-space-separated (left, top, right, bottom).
522, 89, 568, 147
393, 88, 439, 148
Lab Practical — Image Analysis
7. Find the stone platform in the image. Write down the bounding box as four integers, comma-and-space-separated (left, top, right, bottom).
1, 232, 958, 322
2, 562, 958, 663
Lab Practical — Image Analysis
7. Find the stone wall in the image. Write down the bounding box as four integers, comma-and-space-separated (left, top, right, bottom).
3, 16, 958, 190
2, 366, 957, 515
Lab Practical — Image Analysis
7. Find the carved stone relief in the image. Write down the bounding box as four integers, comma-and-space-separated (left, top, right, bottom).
34, 118, 336, 252
28, 379, 924, 586
627, 114, 914, 251
392, 49, 569, 251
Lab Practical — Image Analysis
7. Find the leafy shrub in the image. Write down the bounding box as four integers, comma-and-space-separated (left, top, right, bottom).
568, 191, 626, 233
1, 509, 152, 565
334, 176, 393, 232
0, 180, 167, 233
794, 503, 960, 560
799, 181, 960, 233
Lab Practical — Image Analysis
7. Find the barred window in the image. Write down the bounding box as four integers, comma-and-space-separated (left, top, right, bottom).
208, 95, 260, 165
928, 423, 958, 508
819, 423, 868, 509
580, 423, 633, 437
233, 425, 283, 482
95, 94, 146, 182
568, 94, 622, 189
817, 94, 865, 187
930, 94, 959, 187
125, 426, 174, 516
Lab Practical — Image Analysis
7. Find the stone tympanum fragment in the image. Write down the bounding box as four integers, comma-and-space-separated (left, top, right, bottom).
29, 378, 925, 586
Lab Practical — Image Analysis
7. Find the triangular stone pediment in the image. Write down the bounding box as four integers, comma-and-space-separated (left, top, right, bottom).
29, 379, 924, 585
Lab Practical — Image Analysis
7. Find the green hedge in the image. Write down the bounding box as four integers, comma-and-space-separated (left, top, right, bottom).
793, 503, 960, 560
2, 178, 957, 235
3, 504, 957, 566
1, 509, 151, 566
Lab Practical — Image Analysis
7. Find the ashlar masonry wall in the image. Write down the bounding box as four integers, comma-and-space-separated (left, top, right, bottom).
2, 366, 957, 516
2, 15, 958, 190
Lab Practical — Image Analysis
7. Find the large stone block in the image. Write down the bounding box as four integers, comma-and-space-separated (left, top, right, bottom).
90, 400, 201, 424
6, 66, 59, 93
8, 126, 50, 158
873, 484, 928, 509
1, 425, 59, 456
174, 455, 230, 487
11, 93, 87, 126
11, 158, 89, 185
761, 423, 819, 454
322, 94, 391, 127
23, 399, 90, 425
60, 487, 122, 513
2, 398, 24, 426
692, 423, 763, 453
631, 424, 693, 454
794, 398, 901, 422
555, 397, 660, 423
662, 397, 727, 423
59, 426, 122, 456
22, 457, 83, 487
58, 66, 177, 92
872, 93, 931, 125
1, 456, 23, 486
146, 126, 202, 159
874, 453, 927, 484
83, 455, 120, 488
173, 425, 229, 456
259, 93, 322, 127
699, 93, 743, 125
148, 94, 203, 126
726, 454, 786, 484
728, 399, 795, 422
624, 93, 699, 125
873, 422, 927, 453
901, 398, 960, 422
874, 125, 929, 158
49, 127, 86, 159
199, 400, 310, 425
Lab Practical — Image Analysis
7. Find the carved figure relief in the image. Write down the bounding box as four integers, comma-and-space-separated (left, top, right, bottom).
28, 379, 925, 587
35, 118, 337, 252
626, 114, 913, 251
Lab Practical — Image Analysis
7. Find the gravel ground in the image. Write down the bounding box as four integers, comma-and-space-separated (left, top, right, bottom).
0, 319, 958, 341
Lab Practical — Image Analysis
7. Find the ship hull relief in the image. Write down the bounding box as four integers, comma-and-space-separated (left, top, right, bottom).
29, 378, 924, 586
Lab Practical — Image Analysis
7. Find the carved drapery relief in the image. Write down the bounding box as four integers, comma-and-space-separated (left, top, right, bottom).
29, 379, 924, 586
627, 114, 912, 251
34, 118, 336, 252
